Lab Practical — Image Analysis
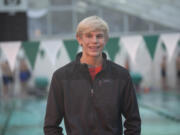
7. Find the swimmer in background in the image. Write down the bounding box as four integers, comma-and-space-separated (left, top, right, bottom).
0, 61, 14, 98
19, 58, 31, 93
176, 52, 180, 89
161, 55, 168, 90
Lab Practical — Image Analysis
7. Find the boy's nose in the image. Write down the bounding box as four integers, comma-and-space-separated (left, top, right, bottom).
92, 36, 98, 42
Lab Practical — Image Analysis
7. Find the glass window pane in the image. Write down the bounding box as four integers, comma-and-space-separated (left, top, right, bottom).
51, 10, 73, 35
128, 15, 149, 32
152, 22, 176, 31
77, 9, 98, 23
50, 0, 72, 6
102, 7, 124, 33
28, 15, 48, 39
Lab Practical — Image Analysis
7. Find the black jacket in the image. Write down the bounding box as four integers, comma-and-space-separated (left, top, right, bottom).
44, 52, 141, 135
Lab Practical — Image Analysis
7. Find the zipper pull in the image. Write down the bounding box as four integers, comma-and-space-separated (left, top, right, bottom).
91, 89, 94, 96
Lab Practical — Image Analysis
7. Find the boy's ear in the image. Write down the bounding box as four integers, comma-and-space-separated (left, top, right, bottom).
76, 35, 82, 46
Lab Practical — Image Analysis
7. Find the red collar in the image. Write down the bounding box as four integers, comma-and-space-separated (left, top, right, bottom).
88, 65, 102, 80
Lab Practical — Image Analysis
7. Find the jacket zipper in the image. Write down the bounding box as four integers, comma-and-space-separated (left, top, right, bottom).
91, 88, 94, 96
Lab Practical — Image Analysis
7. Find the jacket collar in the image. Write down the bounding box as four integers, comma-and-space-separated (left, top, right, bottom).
75, 52, 108, 72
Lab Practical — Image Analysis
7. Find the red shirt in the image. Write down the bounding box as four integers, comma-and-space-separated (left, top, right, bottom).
88, 65, 102, 80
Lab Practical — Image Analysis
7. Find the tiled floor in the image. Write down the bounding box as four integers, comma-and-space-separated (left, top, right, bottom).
0, 89, 180, 135
0, 97, 46, 135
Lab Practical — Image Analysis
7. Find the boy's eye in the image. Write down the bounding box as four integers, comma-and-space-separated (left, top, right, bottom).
85, 34, 92, 38
97, 34, 104, 38
84, 33, 104, 39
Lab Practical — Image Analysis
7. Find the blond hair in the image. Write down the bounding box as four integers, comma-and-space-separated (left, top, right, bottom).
76, 16, 109, 38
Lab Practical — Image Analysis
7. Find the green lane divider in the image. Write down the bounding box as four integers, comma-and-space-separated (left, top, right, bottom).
1, 101, 15, 135
139, 102, 180, 123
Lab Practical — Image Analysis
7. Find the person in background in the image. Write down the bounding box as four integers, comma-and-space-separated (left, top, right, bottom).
176, 52, 180, 89
44, 16, 141, 135
161, 55, 168, 90
0, 60, 14, 98
125, 55, 130, 71
19, 58, 31, 93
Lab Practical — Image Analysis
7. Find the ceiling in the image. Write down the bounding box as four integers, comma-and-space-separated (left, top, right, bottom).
88, 0, 180, 30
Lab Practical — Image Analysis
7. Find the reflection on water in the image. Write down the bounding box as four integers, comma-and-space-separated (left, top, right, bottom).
0, 89, 180, 135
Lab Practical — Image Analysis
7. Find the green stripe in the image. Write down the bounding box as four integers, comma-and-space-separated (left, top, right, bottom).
143, 35, 159, 60
63, 39, 79, 61
22, 41, 40, 69
104, 37, 120, 61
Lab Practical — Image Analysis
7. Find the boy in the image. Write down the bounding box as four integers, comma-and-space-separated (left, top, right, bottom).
44, 16, 141, 135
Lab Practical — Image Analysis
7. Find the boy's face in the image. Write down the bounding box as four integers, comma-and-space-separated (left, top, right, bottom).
77, 29, 107, 58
